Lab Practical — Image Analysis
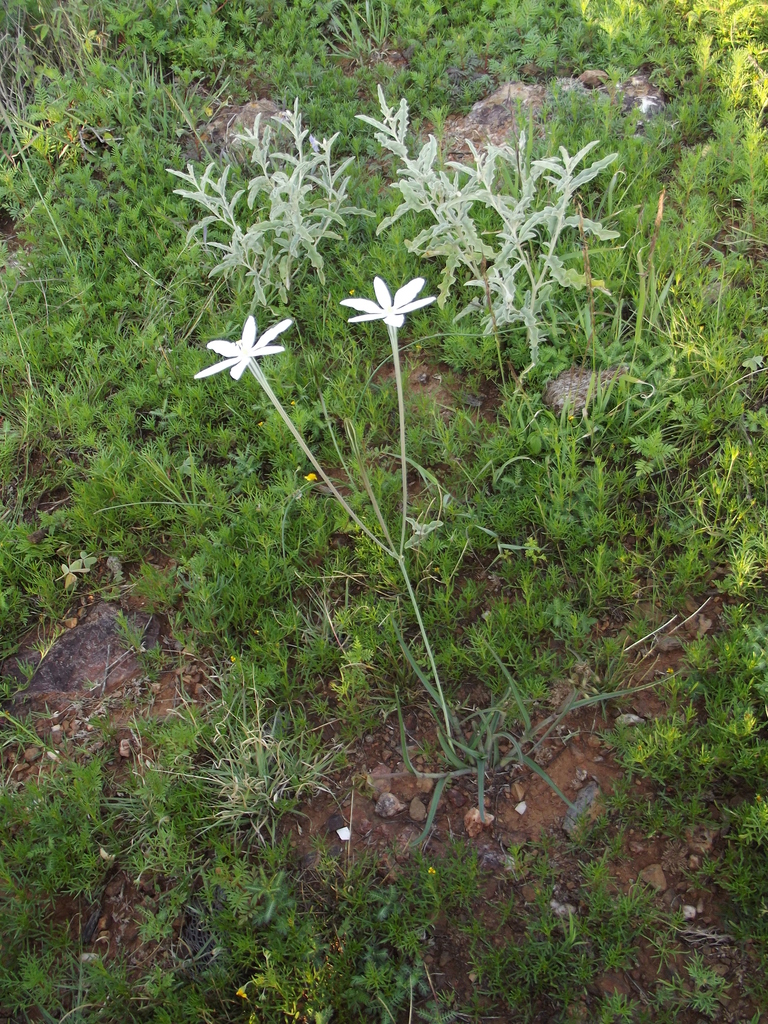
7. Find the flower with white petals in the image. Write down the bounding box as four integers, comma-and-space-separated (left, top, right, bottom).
340, 276, 435, 328
194, 315, 292, 380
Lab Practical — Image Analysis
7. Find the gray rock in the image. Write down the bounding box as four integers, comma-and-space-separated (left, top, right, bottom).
615, 713, 645, 727
563, 782, 601, 835
375, 792, 406, 818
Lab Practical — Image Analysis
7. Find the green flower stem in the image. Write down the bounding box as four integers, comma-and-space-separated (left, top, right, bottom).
388, 323, 409, 558
397, 557, 453, 743
248, 359, 396, 558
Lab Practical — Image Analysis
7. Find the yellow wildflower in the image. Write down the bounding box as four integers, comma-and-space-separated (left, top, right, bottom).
428, 866, 436, 876
236, 987, 248, 999
304, 473, 318, 482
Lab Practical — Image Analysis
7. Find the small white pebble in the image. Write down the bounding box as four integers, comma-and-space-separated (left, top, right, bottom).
46, 750, 59, 760
515, 801, 527, 815
336, 826, 351, 842
682, 905, 697, 920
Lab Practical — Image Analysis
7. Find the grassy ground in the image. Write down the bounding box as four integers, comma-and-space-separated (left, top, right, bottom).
2, 0, 768, 1021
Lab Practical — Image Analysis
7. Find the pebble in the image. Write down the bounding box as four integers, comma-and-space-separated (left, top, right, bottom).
562, 782, 601, 835
326, 812, 345, 833
550, 899, 577, 918
615, 713, 644, 727
367, 764, 391, 794
464, 806, 494, 838
682, 904, 697, 920
514, 801, 527, 815
24, 746, 42, 764
511, 782, 526, 802
375, 792, 406, 818
409, 797, 427, 823
639, 863, 667, 892
118, 739, 131, 758
416, 776, 434, 794
447, 787, 466, 807
586, 734, 601, 748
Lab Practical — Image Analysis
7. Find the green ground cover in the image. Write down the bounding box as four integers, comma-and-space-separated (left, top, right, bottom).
2, 0, 768, 1020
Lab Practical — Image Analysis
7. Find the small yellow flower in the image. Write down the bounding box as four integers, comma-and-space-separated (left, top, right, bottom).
257, 421, 264, 426
757, 794, 762, 802
428, 866, 436, 876
230, 655, 237, 662
236, 987, 248, 998
666, 667, 674, 674
290, 400, 296, 405
304, 472, 318, 482
349, 289, 355, 295
204, 106, 213, 117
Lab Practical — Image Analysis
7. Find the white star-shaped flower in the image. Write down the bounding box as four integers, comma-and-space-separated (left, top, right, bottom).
340, 276, 435, 328
194, 315, 292, 380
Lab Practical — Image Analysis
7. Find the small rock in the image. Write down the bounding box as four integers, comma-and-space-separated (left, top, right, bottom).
620, 74, 665, 117
447, 787, 466, 807
24, 746, 42, 764
464, 806, 495, 838
578, 69, 609, 88
586, 734, 601, 748
550, 899, 577, 918
63, 617, 78, 629
118, 738, 131, 758
521, 884, 537, 902
409, 797, 427, 823
375, 792, 406, 818
639, 863, 667, 892
689, 854, 701, 869
367, 764, 391, 794
563, 782, 601, 835
514, 801, 527, 816
477, 845, 514, 871
336, 826, 351, 842
300, 851, 320, 871
696, 899, 704, 914
511, 782, 526, 802
364, 734, 374, 744
325, 812, 345, 833
615, 713, 644, 727
416, 776, 434, 794
106, 555, 122, 580
543, 365, 627, 415
80, 953, 99, 963
682, 904, 697, 920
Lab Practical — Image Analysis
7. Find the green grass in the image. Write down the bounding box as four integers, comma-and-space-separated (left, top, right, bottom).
2, 0, 768, 1019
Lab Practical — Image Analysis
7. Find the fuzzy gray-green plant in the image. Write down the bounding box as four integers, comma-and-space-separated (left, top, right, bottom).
358, 86, 620, 366
169, 100, 371, 305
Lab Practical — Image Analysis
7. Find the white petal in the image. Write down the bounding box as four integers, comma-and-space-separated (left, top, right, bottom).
194, 357, 238, 378
207, 339, 240, 357
252, 344, 285, 357
373, 276, 392, 310
397, 296, 436, 315
383, 312, 406, 328
257, 318, 293, 347
230, 358, 250, 380
347, 312, 388, 323
393, 278, 425, 309
242, 316, 257, 348
339, 298, 383, 314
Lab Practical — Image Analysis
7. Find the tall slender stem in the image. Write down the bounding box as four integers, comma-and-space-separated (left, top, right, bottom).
398, 558, 453, 742
388, 323, 409, 557
248, 360, 396, 558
